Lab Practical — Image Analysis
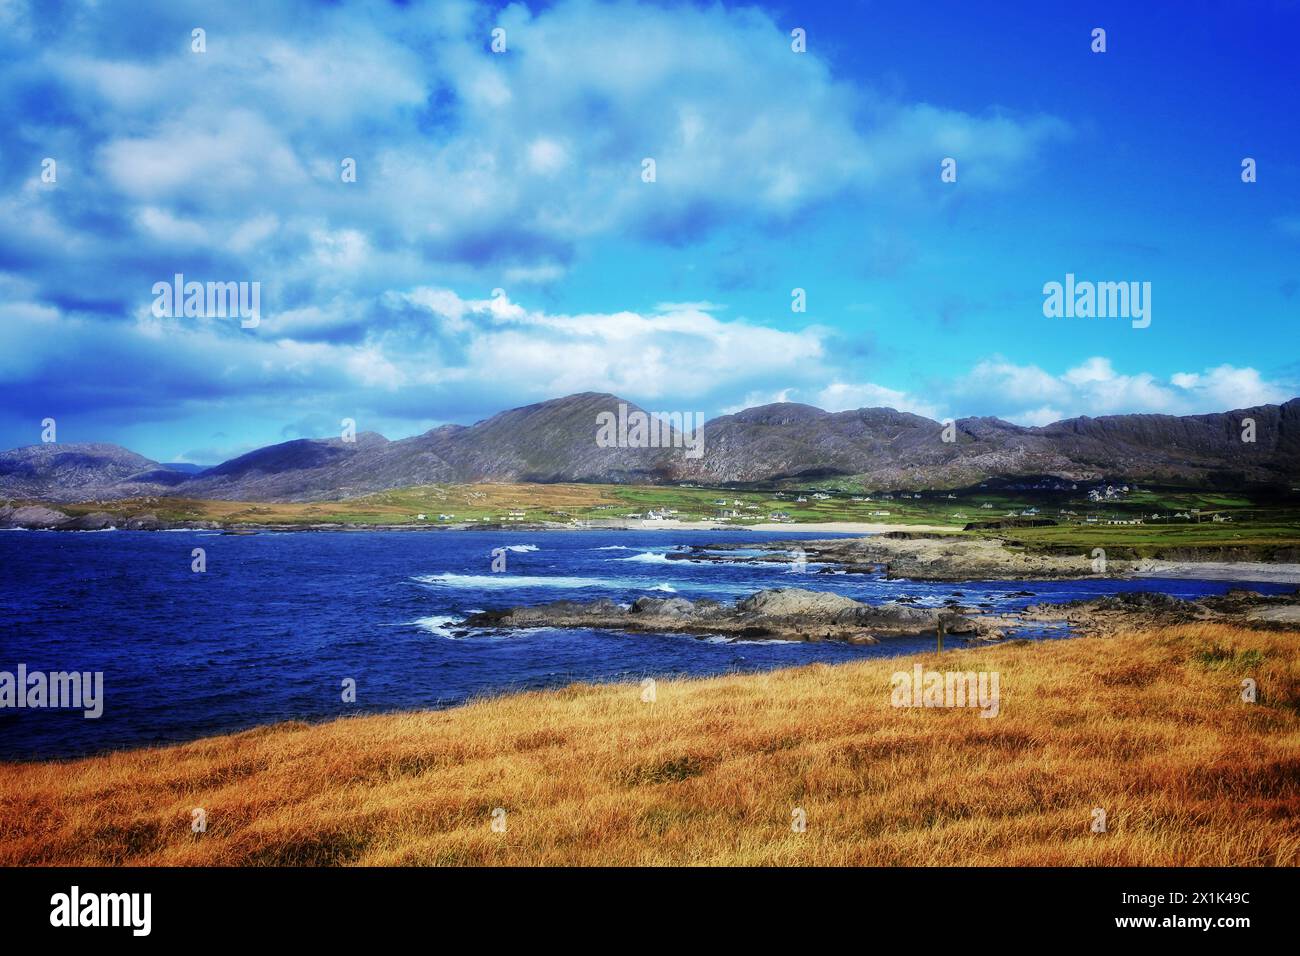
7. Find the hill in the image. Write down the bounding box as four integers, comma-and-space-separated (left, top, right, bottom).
2, 394, 1297, 502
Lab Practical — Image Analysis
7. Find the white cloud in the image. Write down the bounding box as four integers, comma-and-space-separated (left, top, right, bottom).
410, 291, 827, 402
721, 389, 798, 413
816, 382, 943, 419
953, 356, 1292, 423
1010, 406, 1066, 427
3, 0, 1070, 313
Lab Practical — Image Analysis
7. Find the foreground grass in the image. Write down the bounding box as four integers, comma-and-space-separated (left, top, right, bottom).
3, 622, 1299, 866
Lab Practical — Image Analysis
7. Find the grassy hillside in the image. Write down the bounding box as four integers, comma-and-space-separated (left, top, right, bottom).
4, 622, 1297, 866
40, 479, 1300, 539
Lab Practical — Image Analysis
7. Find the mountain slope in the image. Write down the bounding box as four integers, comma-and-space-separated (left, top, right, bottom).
0, 443, 180, 499
3, 395, 1297, 502
174, 393, 682, 501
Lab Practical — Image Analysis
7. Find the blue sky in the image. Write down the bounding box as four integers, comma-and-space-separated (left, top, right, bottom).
2, 0, 1297, 464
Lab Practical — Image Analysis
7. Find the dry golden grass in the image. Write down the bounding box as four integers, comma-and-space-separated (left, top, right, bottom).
3, 622, 1298, 866
54, 483, 627, 525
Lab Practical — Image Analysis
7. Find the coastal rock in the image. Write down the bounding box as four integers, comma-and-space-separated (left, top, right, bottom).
679, 536, 1132, 582
0, 503, 70, 529
58, 511, 118, 531
463, 587, 993, 645
123, 512, 166, 530
630, 596, 703, 617
736, 588, 864, 618
1019, 589, 1300, 635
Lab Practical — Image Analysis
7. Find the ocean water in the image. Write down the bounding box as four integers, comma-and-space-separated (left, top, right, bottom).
0, 528, 1290, 760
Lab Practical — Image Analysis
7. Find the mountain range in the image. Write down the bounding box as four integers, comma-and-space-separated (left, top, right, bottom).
2, 392, 1297, 503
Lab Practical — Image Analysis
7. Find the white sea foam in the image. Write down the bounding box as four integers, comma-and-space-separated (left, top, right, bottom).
411, 615, 461, 637
415, 573, 608, 589
502, 544, 539, 553
618, 551, 672, 564
411, 573, 738, 595
700, 634, 800, 645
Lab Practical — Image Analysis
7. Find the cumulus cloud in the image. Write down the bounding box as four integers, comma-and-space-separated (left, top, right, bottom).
954, 357, 1293, 424
8, 0, 1283, 460
815, 382, 943, 419
0, 282, 831, 442
745, 357, 1295, 427
0, 0, 1069, 317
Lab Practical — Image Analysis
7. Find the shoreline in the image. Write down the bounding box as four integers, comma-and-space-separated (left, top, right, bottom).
6, 518, 1300, 583
0, 517, 948, 535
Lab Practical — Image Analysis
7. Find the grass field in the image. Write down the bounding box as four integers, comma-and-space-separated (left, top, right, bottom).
42, 481, 1300, 559
4, 622, 1297, 866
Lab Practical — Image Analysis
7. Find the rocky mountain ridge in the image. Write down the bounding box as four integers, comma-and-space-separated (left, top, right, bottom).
2, 392, 1295, 502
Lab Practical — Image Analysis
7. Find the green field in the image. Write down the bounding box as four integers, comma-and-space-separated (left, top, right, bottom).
39, 479, 1300, 556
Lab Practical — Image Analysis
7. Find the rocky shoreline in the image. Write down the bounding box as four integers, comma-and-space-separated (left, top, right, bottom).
669, 534, 1135, 581
462, 587, 1004, 644
459, 585, 1300, 645
1021, 588, 1300, 635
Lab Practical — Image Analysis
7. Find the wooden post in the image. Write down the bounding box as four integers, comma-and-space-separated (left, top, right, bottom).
937, 618, 945, 653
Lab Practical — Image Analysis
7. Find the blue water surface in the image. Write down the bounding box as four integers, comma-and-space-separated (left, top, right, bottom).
0, 528, 1289, 759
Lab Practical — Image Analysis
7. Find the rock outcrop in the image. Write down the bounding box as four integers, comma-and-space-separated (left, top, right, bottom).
671, 536, 1133, 581
0, 503, 70, 529
1021, 588, 1300, 634
462, 587, 997, 644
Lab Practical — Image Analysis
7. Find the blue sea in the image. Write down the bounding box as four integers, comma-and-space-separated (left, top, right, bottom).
0, 528, 1290, 760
